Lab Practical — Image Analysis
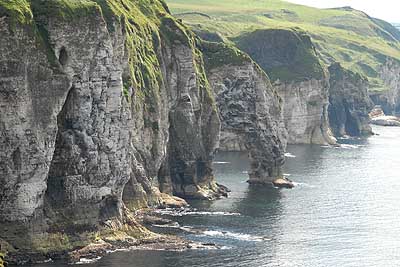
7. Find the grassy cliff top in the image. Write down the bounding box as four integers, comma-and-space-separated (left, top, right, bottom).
198, 40, 251, 71
166, 0, 400, 91
233, 28, 325, 82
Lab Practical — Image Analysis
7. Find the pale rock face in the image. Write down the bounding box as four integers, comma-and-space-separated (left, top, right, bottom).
371, 59, 400, 115
0, 17, 71, 222
43, 11, 132, 225
207, 62, 287, 183
274, 79, 336, 145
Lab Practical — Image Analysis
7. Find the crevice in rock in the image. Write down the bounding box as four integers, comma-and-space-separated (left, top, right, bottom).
59, 47, 69, 67
45, 86, 76, 210
344, 106, 360, 136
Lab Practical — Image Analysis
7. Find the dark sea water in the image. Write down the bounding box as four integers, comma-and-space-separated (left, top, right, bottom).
37, 125, 400, 267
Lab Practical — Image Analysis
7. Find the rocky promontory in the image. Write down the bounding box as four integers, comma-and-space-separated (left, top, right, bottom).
200, 41, 288, 184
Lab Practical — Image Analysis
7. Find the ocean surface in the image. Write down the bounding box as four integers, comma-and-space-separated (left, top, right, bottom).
36, 125, 400, 267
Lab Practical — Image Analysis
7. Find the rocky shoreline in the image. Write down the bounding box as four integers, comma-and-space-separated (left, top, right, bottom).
4, 206, 225, 266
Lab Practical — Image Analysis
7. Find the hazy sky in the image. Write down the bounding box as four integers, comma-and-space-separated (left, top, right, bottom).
286, 0, 399, 22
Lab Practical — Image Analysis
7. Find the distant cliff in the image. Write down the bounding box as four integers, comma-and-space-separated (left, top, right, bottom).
328, 63, 374, 137
234, 29, 336, 144
370, 58, 400, 115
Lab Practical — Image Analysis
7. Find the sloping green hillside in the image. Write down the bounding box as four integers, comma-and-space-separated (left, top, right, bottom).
166, 0, 400, 91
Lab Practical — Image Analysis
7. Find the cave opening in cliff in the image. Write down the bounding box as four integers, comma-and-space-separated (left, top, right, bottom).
345, 108, 360, 136
59, 47, 69, 67
45, 86, 76, 210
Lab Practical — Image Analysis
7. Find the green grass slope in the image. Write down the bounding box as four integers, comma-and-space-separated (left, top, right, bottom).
166, 0, 400, 91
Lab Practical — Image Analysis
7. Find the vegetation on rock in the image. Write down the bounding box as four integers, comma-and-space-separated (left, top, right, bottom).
198, 40, 251, 70
233, 28, 325, 82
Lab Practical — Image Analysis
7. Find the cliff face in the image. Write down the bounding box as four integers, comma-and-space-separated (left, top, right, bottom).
234, 29, 336, 144
0, 0, 224, 257
370, 58, 400, 115
200, 42, 287, 184
328, 63, 374, 137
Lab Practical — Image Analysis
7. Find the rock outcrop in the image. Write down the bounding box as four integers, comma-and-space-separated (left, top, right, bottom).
0, 0, 225, 260
200, 41, 287, 184
370, 116, 400, 126
234, 29, 336, 144
328, 63, 374, 137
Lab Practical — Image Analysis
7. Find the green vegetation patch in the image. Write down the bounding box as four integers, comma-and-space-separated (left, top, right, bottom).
234, 28, 325, 82
0, 0, 32, 25
199, 40, 250, 70
29, 0, 100, 21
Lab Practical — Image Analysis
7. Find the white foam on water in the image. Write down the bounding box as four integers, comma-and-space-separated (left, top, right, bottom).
152, 222, 181, 228
202, 230, 268, 242
75, 257, 102, 265
218, 246, 233, 250
320, 145, 331, 148
292, 182, 315, 188
184, 211, 241, 216
153, 208, 241, 217
284, 152, 296, 158
37, 259, 53, 264
340, 144, 359, 149
213, 161, 231, 164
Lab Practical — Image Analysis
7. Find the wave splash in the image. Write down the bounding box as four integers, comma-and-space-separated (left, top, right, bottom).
153, 208, 241, 217
202, 230, 269, 242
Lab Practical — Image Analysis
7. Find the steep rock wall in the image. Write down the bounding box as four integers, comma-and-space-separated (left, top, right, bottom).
0, 0, 224, 257
200, 41, 287, 184
234, 29, 336, 144
328, 63, 374, 137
